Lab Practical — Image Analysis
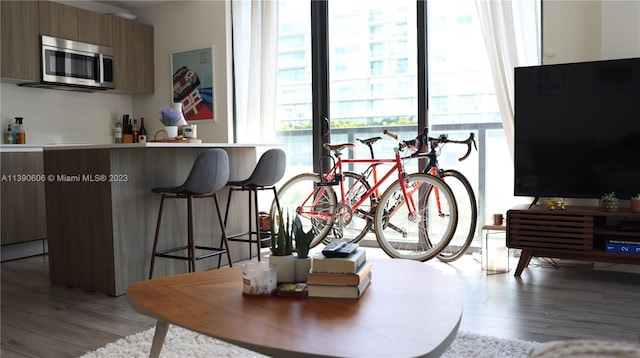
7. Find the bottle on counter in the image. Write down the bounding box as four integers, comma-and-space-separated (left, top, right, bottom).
3, 124, 14, 144
114, 118, 123, 143
122, 114, 133, 143
14, 117, 25, 144
138, 117, 147, 143
132, 119, 139, 143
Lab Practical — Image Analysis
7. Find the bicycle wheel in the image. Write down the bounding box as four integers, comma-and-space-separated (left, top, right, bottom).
374, 173, 457, 261
270, 173, 337, 248
323, 171, 376, 244
436, 170, 478, 262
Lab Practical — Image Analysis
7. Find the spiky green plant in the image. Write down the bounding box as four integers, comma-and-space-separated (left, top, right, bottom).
632, 193, 640, 201
601, 191, 617, 201
292, 215, 314, 259
270, 209, 293, 256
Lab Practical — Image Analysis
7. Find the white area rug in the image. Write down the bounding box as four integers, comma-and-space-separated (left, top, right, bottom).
81, 325, 540, 358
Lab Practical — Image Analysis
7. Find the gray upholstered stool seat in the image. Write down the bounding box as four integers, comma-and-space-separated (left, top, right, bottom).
148, 149, 232, 279
223, 148, 286, 261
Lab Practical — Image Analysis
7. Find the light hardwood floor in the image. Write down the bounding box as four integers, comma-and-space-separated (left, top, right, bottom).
2, 249, 640, 357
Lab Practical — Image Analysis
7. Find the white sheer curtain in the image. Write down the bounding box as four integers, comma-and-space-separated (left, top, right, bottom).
475, 0, 541, 160
231, 0, 279, 143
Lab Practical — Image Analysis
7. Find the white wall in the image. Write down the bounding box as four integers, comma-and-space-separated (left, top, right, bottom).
130, 1, 232, 143
543, 0, 640, 64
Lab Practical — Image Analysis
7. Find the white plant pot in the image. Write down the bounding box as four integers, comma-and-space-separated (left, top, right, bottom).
294, 257, 312, 283
164, 125, 178, 139
269, 254, 295, 283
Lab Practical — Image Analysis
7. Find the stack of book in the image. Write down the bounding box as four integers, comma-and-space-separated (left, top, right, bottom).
307, 249, 372, 299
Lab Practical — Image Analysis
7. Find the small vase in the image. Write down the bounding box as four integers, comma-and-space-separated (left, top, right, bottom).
602, 199, 619, 212
164, 125, 178, 139
269, 254, 295, 283
631, 200, 640, 213
294, 257, 312, 283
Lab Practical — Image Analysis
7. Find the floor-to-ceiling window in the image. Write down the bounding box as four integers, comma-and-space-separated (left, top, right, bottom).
274, 0, 530, 247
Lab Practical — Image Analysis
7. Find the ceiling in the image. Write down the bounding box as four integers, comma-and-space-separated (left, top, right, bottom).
97, 1, 171, 12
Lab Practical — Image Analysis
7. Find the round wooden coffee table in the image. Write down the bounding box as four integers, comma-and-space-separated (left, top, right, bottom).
127, 258, 462, 357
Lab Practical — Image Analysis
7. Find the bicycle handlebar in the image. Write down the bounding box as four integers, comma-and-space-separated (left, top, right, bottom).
384, 128, 477, 161
429, 132, 477, 161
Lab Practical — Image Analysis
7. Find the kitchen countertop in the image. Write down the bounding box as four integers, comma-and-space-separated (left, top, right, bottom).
0, 142, 271, 151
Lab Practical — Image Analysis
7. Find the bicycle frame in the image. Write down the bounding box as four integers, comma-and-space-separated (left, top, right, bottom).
296, 147, 419, 229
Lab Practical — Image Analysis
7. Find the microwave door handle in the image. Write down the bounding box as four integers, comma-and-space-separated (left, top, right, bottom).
98, 54, 105, 84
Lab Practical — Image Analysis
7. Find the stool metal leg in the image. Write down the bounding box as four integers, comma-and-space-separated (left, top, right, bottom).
252, 188, 262, 261
187, 195, 196, 273
149, 194, 167, 279
213, 193, 233, 268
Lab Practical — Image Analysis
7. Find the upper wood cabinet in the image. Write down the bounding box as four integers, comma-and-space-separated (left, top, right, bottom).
39, 1, 78, 40
0, 1, 40, 81
1, 0, 153, 94
112, 17, 154, 94
78, 8, 113, 47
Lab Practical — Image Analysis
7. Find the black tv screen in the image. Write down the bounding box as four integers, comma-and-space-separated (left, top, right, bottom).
514, 57, 640, 200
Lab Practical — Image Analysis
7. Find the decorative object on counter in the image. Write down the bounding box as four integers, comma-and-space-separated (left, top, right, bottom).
601, 191, 619, 212
132, 119, 139, 143
150, 129, 201, 143
122, 114, 133, 143
138, 117, 147, 142
159, 106, 182, 126
183, 124, 197, 139
3, 124, 14, 144
13, 117, 25, 144
172, 103, 188, 136
113, 117, 123, 144
631, 194, 640, 213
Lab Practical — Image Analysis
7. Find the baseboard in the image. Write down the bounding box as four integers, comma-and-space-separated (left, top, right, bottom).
1, 239, 48, 262
593, 262, 640, 274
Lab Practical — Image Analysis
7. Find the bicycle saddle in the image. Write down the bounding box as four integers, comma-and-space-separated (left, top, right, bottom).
357, 136, 383, 146
323, 143, 355, 151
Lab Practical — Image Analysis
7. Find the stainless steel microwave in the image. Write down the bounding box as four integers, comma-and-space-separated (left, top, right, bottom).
35, 35, 115, 91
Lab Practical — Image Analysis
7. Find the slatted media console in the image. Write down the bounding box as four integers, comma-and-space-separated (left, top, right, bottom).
506, 204, 640, 276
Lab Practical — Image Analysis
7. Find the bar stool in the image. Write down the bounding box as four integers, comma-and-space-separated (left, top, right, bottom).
148, 149, 232, 279
223, 148, 286, 261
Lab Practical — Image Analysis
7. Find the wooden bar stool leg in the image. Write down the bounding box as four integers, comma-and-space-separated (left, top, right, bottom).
149, 194, 166, 279
253, 189, 262, 261
187, 195, 196, 273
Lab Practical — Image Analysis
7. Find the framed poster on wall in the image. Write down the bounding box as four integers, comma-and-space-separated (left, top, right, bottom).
171, 47, 215, 121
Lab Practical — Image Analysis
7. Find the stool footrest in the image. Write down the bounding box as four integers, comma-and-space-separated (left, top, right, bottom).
154, 245, 228, 261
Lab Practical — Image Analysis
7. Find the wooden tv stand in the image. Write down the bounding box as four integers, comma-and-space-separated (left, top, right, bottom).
506, 204, 640, 276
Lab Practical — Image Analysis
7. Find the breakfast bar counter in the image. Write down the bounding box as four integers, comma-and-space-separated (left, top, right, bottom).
41, 143, 262, 296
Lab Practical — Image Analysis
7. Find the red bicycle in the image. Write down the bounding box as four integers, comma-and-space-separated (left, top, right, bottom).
271, 132, 459, 261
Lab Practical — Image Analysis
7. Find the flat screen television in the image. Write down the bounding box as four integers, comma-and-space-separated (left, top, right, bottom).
514, 57, 640, 201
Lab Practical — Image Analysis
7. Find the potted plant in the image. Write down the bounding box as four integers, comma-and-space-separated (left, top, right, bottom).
292, 215, 314, 282
158, 106, 181, 139
601, 191, 619, 212
269, 208, 295, 283
631, 193, 640, 213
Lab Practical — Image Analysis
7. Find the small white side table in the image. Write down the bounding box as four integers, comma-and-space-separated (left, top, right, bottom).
481, 224, 510, 274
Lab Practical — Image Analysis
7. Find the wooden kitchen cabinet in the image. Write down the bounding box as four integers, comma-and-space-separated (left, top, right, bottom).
0, 1, 40, 81
78, 8, 113, 47
1, 0, 153, 94
0, 151, 47, 246
39, 1, 78, 40
112, 17, 155, 94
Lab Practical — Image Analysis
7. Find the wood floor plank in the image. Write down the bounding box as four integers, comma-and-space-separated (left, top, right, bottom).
2, 250, 639, 357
